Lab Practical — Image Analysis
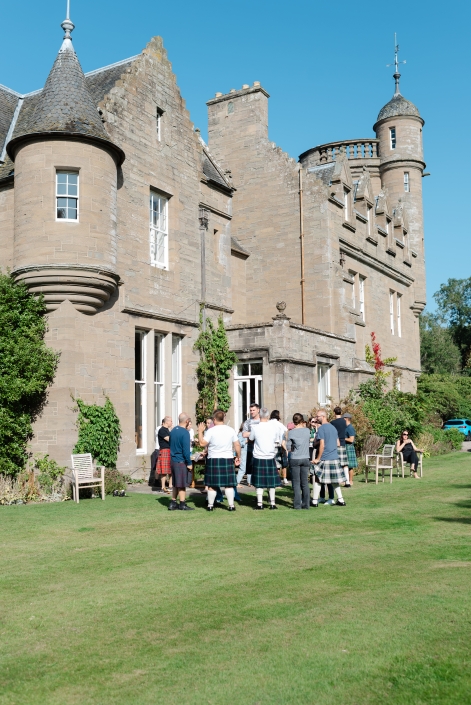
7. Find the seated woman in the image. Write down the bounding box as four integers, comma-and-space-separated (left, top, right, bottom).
396, 430, 422, 479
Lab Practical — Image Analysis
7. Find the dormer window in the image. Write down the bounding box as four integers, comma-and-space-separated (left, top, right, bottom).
56, 171, 78, 221
344, 187, 350, 221
390, 127, 396, 150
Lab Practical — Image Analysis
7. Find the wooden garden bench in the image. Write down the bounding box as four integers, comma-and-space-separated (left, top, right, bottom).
365, 444, 395, 484
70, 453, 105, 503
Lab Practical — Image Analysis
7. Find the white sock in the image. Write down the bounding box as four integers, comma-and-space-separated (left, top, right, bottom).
313, 482, 321, 501
334, 484, 343, 500
269, 488, 275, 505
225, 487, 235, 507
207, 489, 217, 508
256, 488, 263, 505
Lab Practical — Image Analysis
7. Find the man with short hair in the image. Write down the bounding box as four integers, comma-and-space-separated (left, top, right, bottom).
169, 412, 195, 511
330, 406, 350, 487
311, 409, 346, 507
242, 403, 261, 486
198, 410, 241, 511
344, 413, 358, 485
155, 416, 173, 493
250, 407, 283, 509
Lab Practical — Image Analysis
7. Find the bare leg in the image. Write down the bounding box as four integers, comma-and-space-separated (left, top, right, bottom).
349, 469, 354, 484
168, 474, 173, 490
161, 474, 167, 492
178, 489, 186, 503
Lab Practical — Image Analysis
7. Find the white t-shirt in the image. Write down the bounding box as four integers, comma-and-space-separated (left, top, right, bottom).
250, 422, 280, 459
155, 426, 162, 450
204, 424, 238, 459
189, 428, 195, 444
268, 418, 287, 443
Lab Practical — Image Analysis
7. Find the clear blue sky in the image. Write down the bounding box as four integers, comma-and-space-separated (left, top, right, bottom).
1, 0, 468, 311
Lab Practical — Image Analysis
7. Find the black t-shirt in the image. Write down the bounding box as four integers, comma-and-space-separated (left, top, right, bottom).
330, 417, 347, 446
158, 426, 171, 450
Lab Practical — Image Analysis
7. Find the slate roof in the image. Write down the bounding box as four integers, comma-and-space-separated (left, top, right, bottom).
202, 151, 232, 191
376, 93, 421, 122
0, 54, 136, 181
307, 162, 336, 186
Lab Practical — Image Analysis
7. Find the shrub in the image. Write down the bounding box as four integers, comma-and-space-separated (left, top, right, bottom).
417, 374, 471, 422
416, 426, 463, 456
34, 454, 66, 494
0, 274, 58, 475
73, 397, 121, 468
443, 427, 464, 451
104, 468, 127, 495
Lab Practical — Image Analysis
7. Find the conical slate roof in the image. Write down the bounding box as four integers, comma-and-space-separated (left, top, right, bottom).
7, 32, 124, 164
29, 38, 108, 139
377, 93, 421, 122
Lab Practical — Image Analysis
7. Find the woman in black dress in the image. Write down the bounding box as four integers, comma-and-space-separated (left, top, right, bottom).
396, 430, 422, 479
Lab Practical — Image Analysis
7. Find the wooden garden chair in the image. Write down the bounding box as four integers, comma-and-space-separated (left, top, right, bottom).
71, 453, 105, 503
365, 444, 395, 484
396, 451, 423, 478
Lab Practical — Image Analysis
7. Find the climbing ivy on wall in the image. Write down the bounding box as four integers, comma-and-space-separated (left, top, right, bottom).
194, 310, 238, 424
73, 396, 121, 468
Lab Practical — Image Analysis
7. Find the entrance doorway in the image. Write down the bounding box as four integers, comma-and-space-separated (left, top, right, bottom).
234, 360, 263, 429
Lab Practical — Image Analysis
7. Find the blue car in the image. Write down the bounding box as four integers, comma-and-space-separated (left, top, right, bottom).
443, 418, 471, 441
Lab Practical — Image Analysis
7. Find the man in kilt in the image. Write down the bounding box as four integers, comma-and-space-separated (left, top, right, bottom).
344, 413, 358, 485
242, 403, 261, 486
311, 409, 346, 507
249, 407, 284, 510
169, 412, 195, 510
330, 406, 350, 488
155, 416, 173, 493
198, 410, 241, 511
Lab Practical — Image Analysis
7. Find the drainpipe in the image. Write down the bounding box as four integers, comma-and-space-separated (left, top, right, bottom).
199, 208, 209, 330
299, 167, 305, 325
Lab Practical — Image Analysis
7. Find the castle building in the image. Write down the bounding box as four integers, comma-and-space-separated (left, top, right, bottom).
0, 14, 426, 473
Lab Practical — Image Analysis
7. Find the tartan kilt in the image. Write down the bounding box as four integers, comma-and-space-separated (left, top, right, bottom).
156, 448, 171, 474
346, 443, 358, 469
205, 457, 236, 487
338, 445, 348, 467
314, 459, 345, 484
252, 457, 280, 488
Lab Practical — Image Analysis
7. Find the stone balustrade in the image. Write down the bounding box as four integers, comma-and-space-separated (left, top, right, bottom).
299, 139, 380, 168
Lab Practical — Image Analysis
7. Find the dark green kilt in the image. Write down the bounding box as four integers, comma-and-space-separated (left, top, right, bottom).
252, 457, 280, 488
346, 443, 358, 469
205, 457, 236, 488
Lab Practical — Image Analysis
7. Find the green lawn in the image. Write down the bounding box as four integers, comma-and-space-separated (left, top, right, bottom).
1, 453, 471, 705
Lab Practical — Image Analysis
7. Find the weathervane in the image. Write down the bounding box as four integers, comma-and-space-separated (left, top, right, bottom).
61, 0, 75, 40
386, 33, 406, 95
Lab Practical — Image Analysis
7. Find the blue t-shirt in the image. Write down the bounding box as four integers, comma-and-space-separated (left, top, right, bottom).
170, 426, 191, 465
345, 424, 356, 442
316, 423, 339, 461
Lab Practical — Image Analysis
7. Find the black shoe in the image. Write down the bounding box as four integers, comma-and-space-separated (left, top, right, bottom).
336, 499, 346, 506
255, 504, 264, 510
311, 500, 318, 507
228, 506, 236, 512
168, 501, 178, 511
269, 504, 277, 510
206, 506, 214, 511
344, 483, 351, 488
178, 502, 195, 511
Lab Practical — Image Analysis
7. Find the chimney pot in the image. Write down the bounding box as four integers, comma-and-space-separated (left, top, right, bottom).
242, 84, 249, 89
253, 81, 260, 87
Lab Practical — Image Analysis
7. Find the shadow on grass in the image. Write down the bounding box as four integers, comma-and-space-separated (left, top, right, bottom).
155, 490, 295, 510
433, 516, 471, 525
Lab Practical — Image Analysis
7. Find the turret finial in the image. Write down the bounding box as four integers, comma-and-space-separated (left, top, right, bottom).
61, 0, 75, 45
386, 33, 406, 96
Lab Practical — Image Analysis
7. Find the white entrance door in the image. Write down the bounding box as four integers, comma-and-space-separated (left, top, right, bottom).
234, 361, 263, 429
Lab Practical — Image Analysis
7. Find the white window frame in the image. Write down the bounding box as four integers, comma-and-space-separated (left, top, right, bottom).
397, 294, 402, 338
404, 172, 410, 192
234, 360, 263, 430
135, 329, 147, 453
154, 333, 165, 432
359, 276, 366, 320
317, 363, 331, 406
389, 291, 395, 335
150, 191, 169, 269
344, 187, 350, 221
171, 335, 182, 425
390, 127, 396, 150
56, 171, 79, 222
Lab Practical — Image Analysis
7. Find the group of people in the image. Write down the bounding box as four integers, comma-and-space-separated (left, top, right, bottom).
152, 402, 363, 511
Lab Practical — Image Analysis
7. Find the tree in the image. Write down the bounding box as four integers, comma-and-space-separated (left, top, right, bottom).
0, 274, 58, 475
434, 277, 471, 369
73, 396, 121, 468
194, 310, 238, 423
419, 312, 461, 374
